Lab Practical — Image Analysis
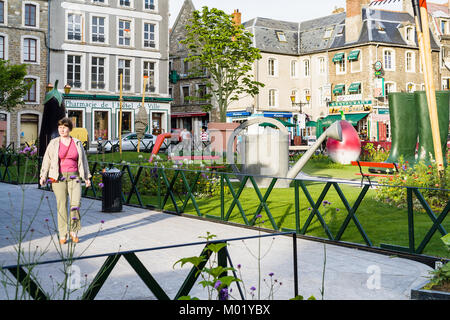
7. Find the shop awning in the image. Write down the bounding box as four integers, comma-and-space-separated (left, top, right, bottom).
319, 113, 369, 126
259, 118, 295, 128
305, 121, 317, 127
347, 50, 360, 61
332, 52, 345, 62
171, 112, 207, 118
348, 82, 361, 93
333, 84, 345, 94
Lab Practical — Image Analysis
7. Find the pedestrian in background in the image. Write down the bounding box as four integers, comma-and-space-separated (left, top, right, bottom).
180, 128, 192, 156
40, 118, 91, 244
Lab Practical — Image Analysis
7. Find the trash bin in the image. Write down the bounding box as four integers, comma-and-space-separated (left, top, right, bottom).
101, 167, 123, 212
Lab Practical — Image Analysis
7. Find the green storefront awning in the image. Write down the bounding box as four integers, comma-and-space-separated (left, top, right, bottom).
305, 121, 317, 127
348, 82, 361, 93
332, 52, 345, 62
333, 84, 345, 94
347, 50, 360, 61
260, 118, 295, 128
319, 113, 369, 126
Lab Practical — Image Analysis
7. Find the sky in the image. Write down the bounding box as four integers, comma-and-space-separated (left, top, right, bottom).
169, 0, 347, 28
169, 0, 450, 28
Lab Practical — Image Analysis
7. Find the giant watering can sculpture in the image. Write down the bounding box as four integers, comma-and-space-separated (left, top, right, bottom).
226, 117, 343, 188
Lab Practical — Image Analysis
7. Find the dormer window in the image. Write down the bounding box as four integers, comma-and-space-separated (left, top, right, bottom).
323, 28, 333, 39
441, 19, 449, 35
376, 22, 385, 33
406, 26, 414, 42
276, 31, 287, 42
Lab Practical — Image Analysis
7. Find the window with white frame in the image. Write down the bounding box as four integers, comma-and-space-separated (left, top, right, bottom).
268, 58, 277, 76
92, 0, 105, 3
406, 51, 415, 72
143, 61, 155, 93
318, 57, 326, 74
383, 49, 395, 71
23, 78, 37, 103
304, 59, 310, 77
92, 16, 105, 43
441, 19, 449, 35
442, 78, 450, 90
384, 81, 396, 96
68, 13, 82, 41
91, 56, 106, 90
406, 26, 414, 42
22, 37, 37, 63
290, 60, 298, 78
118, 19, 131, 46
144, 0, 155, 10
67, 55, 82, 89
268, 89, 277, 107
118, 58, 132, 91
336, 57, 346, 74
143, 22, 156, 48
350, 52, 362, 73
120, 0, 132, 7
24, 3, 37, 27
182, 86, 190, 104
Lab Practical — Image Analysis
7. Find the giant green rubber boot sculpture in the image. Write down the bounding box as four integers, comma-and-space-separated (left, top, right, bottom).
383, 92, 418, 167
415, 90, 450, 167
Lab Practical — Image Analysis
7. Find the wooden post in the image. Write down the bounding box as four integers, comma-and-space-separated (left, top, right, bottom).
416, 1, 444, 174
137, 76, 148, 153
119, 73, 123, 157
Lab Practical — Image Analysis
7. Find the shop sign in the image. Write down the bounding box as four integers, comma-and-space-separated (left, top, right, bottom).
263, 112, 293, 118
226, 111, 251, 117
335, 94, 362, 102
65, 99, 168, 111
328, 100, 372, 114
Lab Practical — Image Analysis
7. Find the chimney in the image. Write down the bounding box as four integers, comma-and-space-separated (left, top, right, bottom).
345, 0, 365, 43
232, 9, 241, 26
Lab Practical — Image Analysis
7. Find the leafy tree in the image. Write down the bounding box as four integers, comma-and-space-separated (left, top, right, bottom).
181, 7, 264, 122
0, 60, 33, 112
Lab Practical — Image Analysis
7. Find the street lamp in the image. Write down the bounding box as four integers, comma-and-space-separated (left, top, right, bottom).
64, 84, 71, 95
290, 94, 311, 113
46, 83, 54, 92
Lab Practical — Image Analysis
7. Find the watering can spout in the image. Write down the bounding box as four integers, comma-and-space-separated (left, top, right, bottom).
286, 121, 342, 180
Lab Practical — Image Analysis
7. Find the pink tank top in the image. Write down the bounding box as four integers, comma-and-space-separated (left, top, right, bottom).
59, 139, 79, 173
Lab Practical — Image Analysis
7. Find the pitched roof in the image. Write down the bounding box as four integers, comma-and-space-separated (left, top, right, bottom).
243, 7, 439, 55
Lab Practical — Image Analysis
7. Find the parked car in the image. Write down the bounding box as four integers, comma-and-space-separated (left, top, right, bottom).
306, 136, 317, 146
102, 132, 168, 152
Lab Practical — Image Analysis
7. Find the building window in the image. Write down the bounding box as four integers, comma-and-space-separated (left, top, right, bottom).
92, 0, 105, 3
68, 110, 83, 128
268, 58, 277, 76
119, 111, 132, 134
0, 1, 5, 24
68, 13, 82, 41
143, 23, 156, 48
441, 20, 449, 35
318, 57, 326, 74
290, 60, 298, 78
120, 0, 131, 7
144, 0, 155, 10
23, 38, 37, 63
384, 82, 396, 96
276, 31, 287, 42
406, 26, 414, 42
268, 89, 277, 107
0, 35, 5, 60
197, 84, 208, 101
94, 110, 109, 140
336, 58, 346, 74
92, 16, 105, 43
406, 51, 415, 72
67, 55, 82, 88
118, 59, 131, 91
182, 86, 190, 104
383, 50, 395, 71
304, 60, 310, 77
118, 19, 131, 46
23, 78, 37, 102
24, 3, 36, 27
143, 61, 155, 93
91, 57, 105, 90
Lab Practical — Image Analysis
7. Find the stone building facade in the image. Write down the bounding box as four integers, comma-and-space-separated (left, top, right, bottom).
0, 0, 49, 148
169, 0, 216, 141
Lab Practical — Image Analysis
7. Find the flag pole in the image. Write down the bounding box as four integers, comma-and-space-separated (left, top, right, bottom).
413, 0, 444, 174
119, 73, 123, 159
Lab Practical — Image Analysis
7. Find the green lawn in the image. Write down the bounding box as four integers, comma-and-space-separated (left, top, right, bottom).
83, 153, 450, 259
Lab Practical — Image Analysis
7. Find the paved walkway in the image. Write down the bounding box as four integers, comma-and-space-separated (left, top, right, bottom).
0, 183, 431, 300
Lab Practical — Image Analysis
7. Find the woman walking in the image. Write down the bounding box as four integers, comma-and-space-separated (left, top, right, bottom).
40, 118, 91, 244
